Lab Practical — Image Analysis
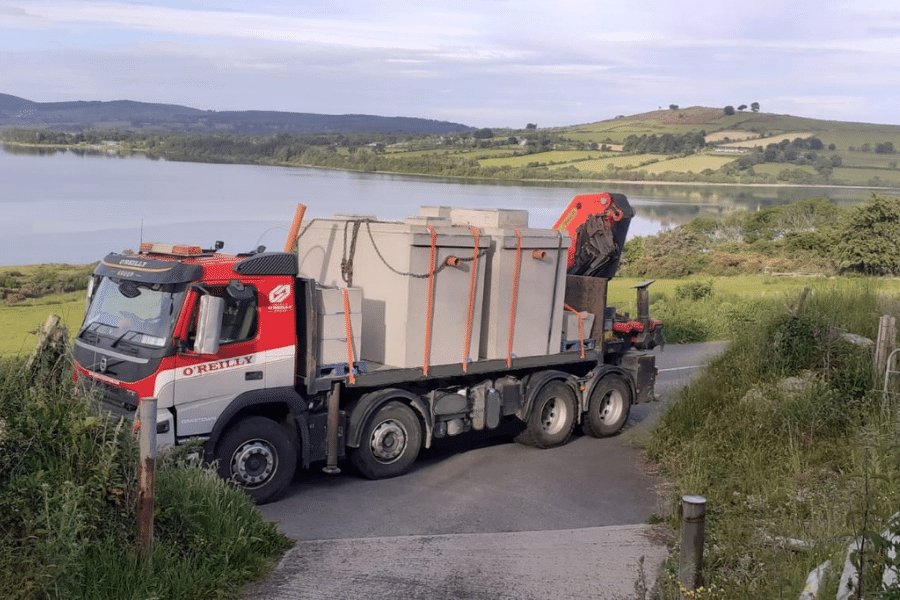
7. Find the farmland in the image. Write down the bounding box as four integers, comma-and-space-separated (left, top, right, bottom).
5, 105, 900, 187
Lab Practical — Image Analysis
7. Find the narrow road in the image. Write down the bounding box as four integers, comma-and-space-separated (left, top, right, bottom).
244, 342, 728, 599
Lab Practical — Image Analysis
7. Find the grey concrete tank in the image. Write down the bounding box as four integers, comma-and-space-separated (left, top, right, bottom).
298, 216, 490, 370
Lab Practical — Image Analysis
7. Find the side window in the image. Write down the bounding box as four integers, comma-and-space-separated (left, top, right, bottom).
219, 286, 258, 345
186, 285, 259, 349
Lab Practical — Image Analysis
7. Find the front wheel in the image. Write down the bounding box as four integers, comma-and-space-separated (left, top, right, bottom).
583, 376, 632, 438
515, 380, 576, 448
216, 416, 297, 504
351, 401, 422, 480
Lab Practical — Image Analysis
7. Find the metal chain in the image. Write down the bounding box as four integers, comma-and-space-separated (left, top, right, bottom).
341, 220, 362, 286
363, 220, 486, 279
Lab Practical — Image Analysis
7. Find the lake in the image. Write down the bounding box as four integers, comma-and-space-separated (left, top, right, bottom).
0, 144, 893, 266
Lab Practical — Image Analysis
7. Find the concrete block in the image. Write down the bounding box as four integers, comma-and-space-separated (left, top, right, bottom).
404, 216, 452, 226
562, 311, 595, 341
449, 208, 529, 229
418, 206, 452, 218
319, 338, 360, 365
318, 313, 362, 340
316, 287, 362, 315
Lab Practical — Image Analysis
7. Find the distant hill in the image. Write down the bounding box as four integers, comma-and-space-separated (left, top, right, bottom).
0, 93, 474, 135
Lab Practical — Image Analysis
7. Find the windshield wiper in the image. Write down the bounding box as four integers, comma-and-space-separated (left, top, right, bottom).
79, 321, 105, 337
111, 329, 139, 349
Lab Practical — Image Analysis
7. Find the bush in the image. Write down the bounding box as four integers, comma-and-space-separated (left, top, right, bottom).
0, 346, 291, 599
675, 279, 714, 301
647, 283, 894, 598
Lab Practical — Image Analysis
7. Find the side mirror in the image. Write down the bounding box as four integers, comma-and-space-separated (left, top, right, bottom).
195, 294, 223, 355
85, 276, 97, 314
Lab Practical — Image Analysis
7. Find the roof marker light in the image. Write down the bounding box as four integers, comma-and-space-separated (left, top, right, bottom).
140, 242, 204, 256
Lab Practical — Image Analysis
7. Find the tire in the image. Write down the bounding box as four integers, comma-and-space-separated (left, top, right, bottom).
216, 416, 297, 504
515, 380, 576, 448
583, 376, 632, 438
351, 401, 422, 480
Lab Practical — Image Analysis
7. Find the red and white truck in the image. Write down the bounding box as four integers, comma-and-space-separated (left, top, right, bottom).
74, 193, 662, 503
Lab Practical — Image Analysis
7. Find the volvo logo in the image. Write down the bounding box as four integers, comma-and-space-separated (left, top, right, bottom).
99, 356, 108, 373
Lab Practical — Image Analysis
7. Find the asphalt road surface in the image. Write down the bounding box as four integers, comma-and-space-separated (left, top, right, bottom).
259, 341, 728, 540
245, 342, 728, 599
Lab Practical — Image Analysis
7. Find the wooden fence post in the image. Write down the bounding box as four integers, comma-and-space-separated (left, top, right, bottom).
136, 398, 157, 565
875, 315, 897, 388
26, 314, 66, 371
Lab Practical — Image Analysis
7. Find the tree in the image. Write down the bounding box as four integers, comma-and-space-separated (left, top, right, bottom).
669, 104, 679, 110
473, 128, 494, 139
738, 104, 747, 111
751, 102, 760, 113
832, 195, 900, 275
525, 123, 537, 130
724, 105, 736, 116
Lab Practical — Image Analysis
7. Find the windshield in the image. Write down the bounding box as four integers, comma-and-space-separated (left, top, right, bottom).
80, 276, 186, 347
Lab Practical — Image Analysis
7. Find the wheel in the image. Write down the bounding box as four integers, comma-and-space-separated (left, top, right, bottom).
215, 416, 297, 504
351, 401, 422, 480
515, 380, 576, 448
583, 376, 632, 438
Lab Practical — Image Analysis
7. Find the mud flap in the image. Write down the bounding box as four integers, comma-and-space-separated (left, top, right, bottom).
620, 352, 657, 403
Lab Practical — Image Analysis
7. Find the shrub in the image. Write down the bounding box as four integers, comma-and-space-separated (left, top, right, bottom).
0, 344, 291, 599
675, 279, 714, 301
647, 283, 895, 598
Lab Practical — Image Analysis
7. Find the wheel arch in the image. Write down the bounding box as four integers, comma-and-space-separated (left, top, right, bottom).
520, 369, 579, 422
202, 386, 309, 466
584, 366, 636, 411
347, 387, 433, 450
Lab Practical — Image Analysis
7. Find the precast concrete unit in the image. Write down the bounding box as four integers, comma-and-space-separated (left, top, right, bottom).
473, 226, 570, 360
297, 216, 490, 370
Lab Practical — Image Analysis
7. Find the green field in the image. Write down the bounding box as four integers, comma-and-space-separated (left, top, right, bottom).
607, 274, 834, 315
634, 154, 736, 175
832, 166, 900, 185
751, 163, 818, 177
477, 150, 611, 168
0, 292, 85, 356
717, 132, 814, 148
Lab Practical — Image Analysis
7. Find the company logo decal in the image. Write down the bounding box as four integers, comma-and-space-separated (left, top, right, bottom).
269, 284, 290, 304
181, 355, 253, 377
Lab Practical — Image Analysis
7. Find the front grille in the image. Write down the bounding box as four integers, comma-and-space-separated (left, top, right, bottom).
79, 376, 138, 419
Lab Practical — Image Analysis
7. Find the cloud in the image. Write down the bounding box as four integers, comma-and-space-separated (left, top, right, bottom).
3, 0, 900, 126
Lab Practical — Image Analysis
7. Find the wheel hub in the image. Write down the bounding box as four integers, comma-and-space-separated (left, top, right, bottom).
370, 419, 407, 463
231, 440, 276, 486
598, 391, 623, 422
540, 397, 568, 435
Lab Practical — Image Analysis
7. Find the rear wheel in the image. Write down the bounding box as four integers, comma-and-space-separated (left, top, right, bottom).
351, 401, 422, 479
583, 376, 632, 438
515, 380, 576, 448
216, 416, 297, 504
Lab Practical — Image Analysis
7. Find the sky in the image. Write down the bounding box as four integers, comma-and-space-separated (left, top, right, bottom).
2, 1, 900, 128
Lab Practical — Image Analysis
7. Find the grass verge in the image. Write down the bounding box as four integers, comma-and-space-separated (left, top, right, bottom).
0, 346, 292, 599
646, 280, 900, 598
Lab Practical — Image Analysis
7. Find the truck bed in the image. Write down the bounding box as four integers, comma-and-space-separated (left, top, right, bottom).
304, 347, 604, 394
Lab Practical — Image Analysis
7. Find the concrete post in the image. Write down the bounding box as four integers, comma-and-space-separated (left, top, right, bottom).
137, 398, 157, 564
679, 495, 707, 594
